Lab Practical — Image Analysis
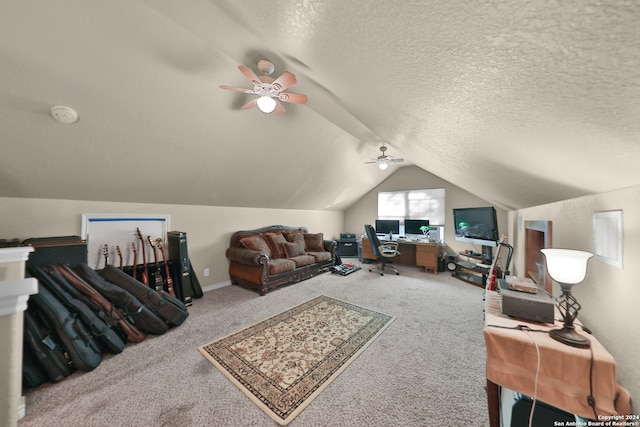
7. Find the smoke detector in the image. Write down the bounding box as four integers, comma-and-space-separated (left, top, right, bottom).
50, 106, 79, 124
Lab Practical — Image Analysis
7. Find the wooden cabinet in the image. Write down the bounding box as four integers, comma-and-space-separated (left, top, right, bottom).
416, 243, 438, 274
361, 238, 375, 261
361, 238, 440, 274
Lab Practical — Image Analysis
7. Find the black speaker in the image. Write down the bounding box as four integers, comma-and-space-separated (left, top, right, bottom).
337, 241, 358, 257
444, 253, 458, 272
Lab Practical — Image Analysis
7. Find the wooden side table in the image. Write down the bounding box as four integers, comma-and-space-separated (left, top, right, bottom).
483, 291, 631, 426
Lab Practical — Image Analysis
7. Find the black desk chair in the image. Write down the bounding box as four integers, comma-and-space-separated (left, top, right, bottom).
364, 224, 401, 276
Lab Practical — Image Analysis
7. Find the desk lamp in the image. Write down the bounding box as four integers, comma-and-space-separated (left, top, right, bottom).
541, 248, 593, 348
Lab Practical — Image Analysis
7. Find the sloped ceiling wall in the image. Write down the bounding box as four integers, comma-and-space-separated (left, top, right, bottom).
1, 1, 639, 211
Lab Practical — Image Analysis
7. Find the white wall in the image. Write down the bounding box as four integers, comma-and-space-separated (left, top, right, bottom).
344, 166, 508, 255
0, 197, 344, 287
507, 185, 640, 405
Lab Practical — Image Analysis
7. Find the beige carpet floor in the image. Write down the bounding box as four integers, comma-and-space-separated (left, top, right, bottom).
18, 264, 490, 426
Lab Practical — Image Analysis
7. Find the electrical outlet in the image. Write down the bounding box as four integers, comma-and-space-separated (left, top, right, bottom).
203, 268, 210, 277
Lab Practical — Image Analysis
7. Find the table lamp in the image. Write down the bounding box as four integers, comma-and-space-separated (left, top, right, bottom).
540, 248, 594, 348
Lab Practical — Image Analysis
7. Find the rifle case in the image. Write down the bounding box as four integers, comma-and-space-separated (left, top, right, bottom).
71, 263, 169, 335
167, 231, 203, 304
30, 265, 126, 354
29, 285, 103, 372
99, 265, 189, 327
23, 308, 74, 386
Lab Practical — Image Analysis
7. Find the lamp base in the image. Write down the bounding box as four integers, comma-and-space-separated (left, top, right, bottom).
549, 327, 591, 348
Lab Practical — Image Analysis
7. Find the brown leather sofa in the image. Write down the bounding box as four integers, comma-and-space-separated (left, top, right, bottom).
225, 225, 336, 295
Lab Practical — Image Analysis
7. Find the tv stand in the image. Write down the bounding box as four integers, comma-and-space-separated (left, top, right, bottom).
452, 245, 494, 288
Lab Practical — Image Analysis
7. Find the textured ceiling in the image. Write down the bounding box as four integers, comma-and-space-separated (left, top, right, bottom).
1, 0, 639, 211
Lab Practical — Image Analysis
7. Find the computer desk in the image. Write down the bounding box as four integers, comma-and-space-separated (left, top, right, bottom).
361, 237, 441, 274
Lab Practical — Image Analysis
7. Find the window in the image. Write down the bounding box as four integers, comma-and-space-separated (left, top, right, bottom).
378, 188, 446, 240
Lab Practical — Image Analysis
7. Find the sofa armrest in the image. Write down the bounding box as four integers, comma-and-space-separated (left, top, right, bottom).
226, 247, 269, 266
324, 240, 337, 254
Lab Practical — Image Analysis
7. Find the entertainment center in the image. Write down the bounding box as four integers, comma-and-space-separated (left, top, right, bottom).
450, 207, 500, 287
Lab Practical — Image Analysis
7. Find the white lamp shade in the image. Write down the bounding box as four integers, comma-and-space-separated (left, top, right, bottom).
256, 96, 277, 113
378, 162, 389, 170
541, 249, 593, 284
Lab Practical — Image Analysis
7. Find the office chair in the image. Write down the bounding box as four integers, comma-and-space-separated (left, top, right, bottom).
364, 224, 401, 275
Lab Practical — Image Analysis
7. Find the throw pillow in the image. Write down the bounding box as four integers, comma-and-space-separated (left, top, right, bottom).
285, 232, 305, 245
283, 241, 306, 258
239, 235, 271, 257
265, 233, 287, 259
304, 233, 324, 252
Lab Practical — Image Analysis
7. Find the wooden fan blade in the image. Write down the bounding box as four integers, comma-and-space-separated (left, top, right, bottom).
278, 92, 308, 104
274, 100, 286, 115
241, 98, 257, 110
271, 71, 297, 91
238, 65, 260, 84
219, 85, 254, 94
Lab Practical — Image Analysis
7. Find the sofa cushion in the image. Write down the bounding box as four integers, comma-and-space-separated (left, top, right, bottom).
304, 233, 325, 252
306, 251, 332, 262
283, 241, 306, 258
265, 233, 287, 259
288, 255, 316, 268
239, 235, 271, 257
269, 258, 296, 275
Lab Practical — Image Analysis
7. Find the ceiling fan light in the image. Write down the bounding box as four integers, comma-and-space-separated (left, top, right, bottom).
378, 162, 389, 170
256, 96, 277, 113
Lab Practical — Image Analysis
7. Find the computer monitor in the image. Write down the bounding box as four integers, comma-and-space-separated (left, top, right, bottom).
374, 219, 400, 235
404, 219, 430, 235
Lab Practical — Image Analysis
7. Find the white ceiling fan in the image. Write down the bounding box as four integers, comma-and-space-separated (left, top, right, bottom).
365, 145, 405, 170
219, 59, 308, 115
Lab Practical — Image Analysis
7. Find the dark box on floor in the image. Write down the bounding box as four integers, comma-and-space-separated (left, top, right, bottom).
22, 236, 88, 268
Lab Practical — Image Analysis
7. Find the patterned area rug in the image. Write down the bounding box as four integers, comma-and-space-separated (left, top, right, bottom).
198, 295, 395, 425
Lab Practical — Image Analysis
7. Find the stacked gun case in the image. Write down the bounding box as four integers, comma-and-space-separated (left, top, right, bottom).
18, 235, 201, 390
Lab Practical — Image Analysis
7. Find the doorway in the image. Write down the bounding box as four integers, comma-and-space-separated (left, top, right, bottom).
524, 220, 552, 294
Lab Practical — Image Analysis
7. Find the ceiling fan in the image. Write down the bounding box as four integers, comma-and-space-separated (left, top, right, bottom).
365, 145, 405, 170
219, 59, 308, 115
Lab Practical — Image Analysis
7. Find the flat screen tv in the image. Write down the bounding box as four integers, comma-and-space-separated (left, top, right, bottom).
375, 219, 400, 235
452, 207, 498, 247
404, 219, 430, 235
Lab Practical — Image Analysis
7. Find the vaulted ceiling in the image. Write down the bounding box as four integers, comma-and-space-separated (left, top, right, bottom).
2, 1, 639, 212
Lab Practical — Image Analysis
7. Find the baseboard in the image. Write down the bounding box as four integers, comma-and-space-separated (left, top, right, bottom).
202, 280, 231, 293
18, 395, 25, 419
